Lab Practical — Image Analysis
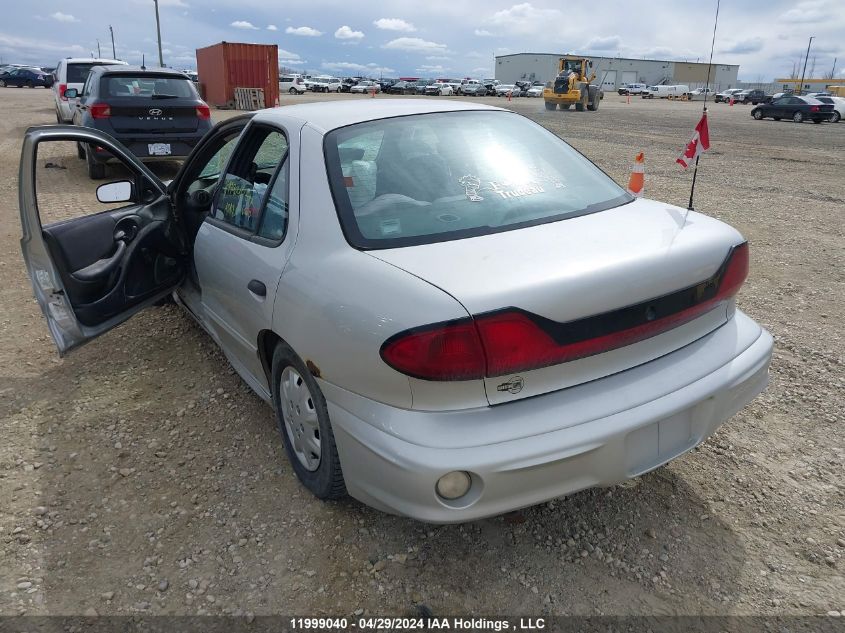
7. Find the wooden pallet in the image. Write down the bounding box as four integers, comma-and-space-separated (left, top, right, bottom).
234, 87, 265, 111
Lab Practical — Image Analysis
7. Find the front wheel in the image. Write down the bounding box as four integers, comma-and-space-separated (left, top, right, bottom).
289, 87, 296, 94
792, 111, 804, 123
271, 342, 346, 500
752, 109, 763, 120
26, 80, 33, 88
0, 80, 5, 87
831, 112, 841, 123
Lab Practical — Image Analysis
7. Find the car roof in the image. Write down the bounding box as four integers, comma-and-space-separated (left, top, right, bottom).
63, 58, 126, 65
252, 99, 505, 134
89, 65, 190, 77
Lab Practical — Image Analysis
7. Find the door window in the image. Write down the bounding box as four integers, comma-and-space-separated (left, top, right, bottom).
211, 126, 288, 235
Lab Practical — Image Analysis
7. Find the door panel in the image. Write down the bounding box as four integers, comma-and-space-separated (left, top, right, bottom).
192, 119, 302, 393
19, 125, 182, 354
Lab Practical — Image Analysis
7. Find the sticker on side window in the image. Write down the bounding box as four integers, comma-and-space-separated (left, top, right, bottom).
380, 219, 401, 236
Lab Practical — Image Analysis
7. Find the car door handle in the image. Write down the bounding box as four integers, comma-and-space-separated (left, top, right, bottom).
247, 279, 266, 297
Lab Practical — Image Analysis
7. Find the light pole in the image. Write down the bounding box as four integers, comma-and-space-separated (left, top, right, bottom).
96, 39, 101, 58
153, 0, 164, 67
798, 36, 814, 95
110, 25, 116, 59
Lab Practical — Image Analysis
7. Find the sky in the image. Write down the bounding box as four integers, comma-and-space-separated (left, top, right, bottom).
2, 0, 844, 81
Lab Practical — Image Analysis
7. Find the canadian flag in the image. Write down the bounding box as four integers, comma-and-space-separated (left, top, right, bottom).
676, 112, 710, 169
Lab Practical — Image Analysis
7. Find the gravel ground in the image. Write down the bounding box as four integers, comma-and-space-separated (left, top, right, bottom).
0, 88, 842, 618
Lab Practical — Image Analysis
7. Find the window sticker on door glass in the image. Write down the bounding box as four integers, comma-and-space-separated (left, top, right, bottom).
215, 174, 265, 230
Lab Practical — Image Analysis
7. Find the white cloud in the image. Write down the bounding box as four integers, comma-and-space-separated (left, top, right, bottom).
417, 64, 448, 74
373, 18, 416, 32
719, 38, 765, 55
486, 3, 561, 35
156, 0, 188, 6
779, 0, 834, 23
335, 26, 364, 40
278, 48, 302, 61
583, 35, 621, 51
50, 12, 79, 23
383, 37, 448, 55
267, 25, 278, 31
286, 26, 323, 37
426, 55, 450, 61
322, 61, 395, 74
231, 21, 258, 30
474, 29, 494, 37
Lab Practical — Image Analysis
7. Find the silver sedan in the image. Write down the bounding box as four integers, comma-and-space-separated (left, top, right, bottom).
19, 100, 773, 522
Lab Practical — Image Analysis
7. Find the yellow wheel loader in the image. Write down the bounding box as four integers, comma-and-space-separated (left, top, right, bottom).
543, 56, 601, 112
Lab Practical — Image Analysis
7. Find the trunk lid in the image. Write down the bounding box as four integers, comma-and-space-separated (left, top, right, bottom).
107, 98, 201, 133
370, 198, 745, 404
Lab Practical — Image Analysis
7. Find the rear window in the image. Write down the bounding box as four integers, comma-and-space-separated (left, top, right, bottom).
103, 75, 196, 98
67, 63, 103, 84
325, 111, 631, 249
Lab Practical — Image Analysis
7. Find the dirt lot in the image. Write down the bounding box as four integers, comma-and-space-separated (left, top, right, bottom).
0, 88, 842, 619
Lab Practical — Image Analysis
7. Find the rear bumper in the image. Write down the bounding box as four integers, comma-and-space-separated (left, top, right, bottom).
323, 311, 773, 523
92, 131, 207, 162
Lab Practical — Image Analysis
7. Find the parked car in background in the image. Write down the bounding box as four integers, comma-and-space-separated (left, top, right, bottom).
53, 57, 127, 123
460, 80, 487, 96
805, 92, 832, 98
619, 83, 648, 95
750, 96, 834, 123
388, 81, 417, 95
494, 84, 522, 97
690, 87, 715, 97
735, 89, 769, 104
377, 79, 397, 92
414, 79, 435, 95
642, 85, 690, 99
19, 100, 772, 522
310, 77, 342, 93
66, 66, 213, 178
280, 74, 306, 94
350, 80, 380, 94
814, 95, 845, 122
425, 82, 454, 96
182, 70, 199, 83
526, 82, 545, 97
714, 88, 743, 103
0, 67, 53, 88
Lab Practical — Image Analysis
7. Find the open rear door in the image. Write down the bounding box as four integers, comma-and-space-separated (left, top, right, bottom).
19, 125, 185, 355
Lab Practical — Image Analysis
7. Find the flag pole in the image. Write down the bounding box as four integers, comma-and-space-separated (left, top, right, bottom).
687, 0, 721, 213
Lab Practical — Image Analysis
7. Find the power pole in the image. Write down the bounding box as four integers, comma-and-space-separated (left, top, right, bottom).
153, 0, 164, 67
109, 26, 116, 59
798, 36, 814, 95
97, 39, 101, 58
829, 57, 837, 80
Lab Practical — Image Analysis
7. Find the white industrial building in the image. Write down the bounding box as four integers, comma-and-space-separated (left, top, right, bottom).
495, 53, 740, 91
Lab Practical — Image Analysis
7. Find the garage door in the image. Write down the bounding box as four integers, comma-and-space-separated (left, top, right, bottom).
600, 70, 617, 91
622, 70, 638, 85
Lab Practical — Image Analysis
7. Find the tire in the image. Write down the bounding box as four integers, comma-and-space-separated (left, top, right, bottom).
831, 112, 841, 123
575, 101, 585, 112
56, 110, 63, 123
588, 95, 599, 111
271, 342, 346, 500
26, 80, 33, 88
544, 101, 556, 110
752, 109, 763, 120
76, 142, 85, 159
86, 147, 106, 180
288, 87, 296, 94
0, 80, 5, 87
792, 111, 804, 123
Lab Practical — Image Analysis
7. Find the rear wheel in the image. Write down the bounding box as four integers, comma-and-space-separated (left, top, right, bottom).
752, 109, 763, 120
544, 101, 556, 110
831, 112, 841, 123
0, 80, 5, 87
26, 80, 33, 88
792, 111, 804, 123
271, 342, 346, 500
85, 147, 106, 180
289, 87, 296, 94
76, 142, 85, 159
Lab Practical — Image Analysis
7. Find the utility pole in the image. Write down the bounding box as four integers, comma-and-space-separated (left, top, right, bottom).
97, 39, 101, 58
109, 26, 116, 59
829, 57, 837, 80
798, 36, 814, 95
153, 0, 164, 67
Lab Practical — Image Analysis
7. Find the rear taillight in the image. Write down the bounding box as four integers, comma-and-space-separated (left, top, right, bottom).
810, 105, 820, 112
196, 104, 210, 119
380, 320, 486, 381
89, 103, 111, 119
59, 84, 68, 101
381, 244, 749, 381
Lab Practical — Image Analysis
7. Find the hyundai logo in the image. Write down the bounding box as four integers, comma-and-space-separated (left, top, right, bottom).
148, 108, 163, 116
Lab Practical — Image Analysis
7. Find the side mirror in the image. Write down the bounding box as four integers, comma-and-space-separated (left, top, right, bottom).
64, 88, 78, 99
96, 180, 133, 204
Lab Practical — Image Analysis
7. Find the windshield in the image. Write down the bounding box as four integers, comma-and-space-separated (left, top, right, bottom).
67, 63, 110, 84
325, 111, 631, 249
103, 75, 196, 98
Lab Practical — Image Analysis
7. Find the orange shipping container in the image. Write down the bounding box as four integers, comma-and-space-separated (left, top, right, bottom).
196, 42, 279, 109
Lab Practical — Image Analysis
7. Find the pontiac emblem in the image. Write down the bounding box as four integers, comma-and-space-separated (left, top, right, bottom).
148, 108, 163, 116
496, 376, 525, 394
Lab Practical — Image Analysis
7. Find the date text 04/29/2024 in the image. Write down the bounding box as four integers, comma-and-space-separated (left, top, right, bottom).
289, 617, 546, 630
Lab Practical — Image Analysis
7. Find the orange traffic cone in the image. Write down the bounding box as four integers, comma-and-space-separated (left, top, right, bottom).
626, 93, 630, 104
371, 85, 376, 98
507, 90, 512, 102
729, 96, 734, 106
627, 152, 644, 197
274, 97, 280, 108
